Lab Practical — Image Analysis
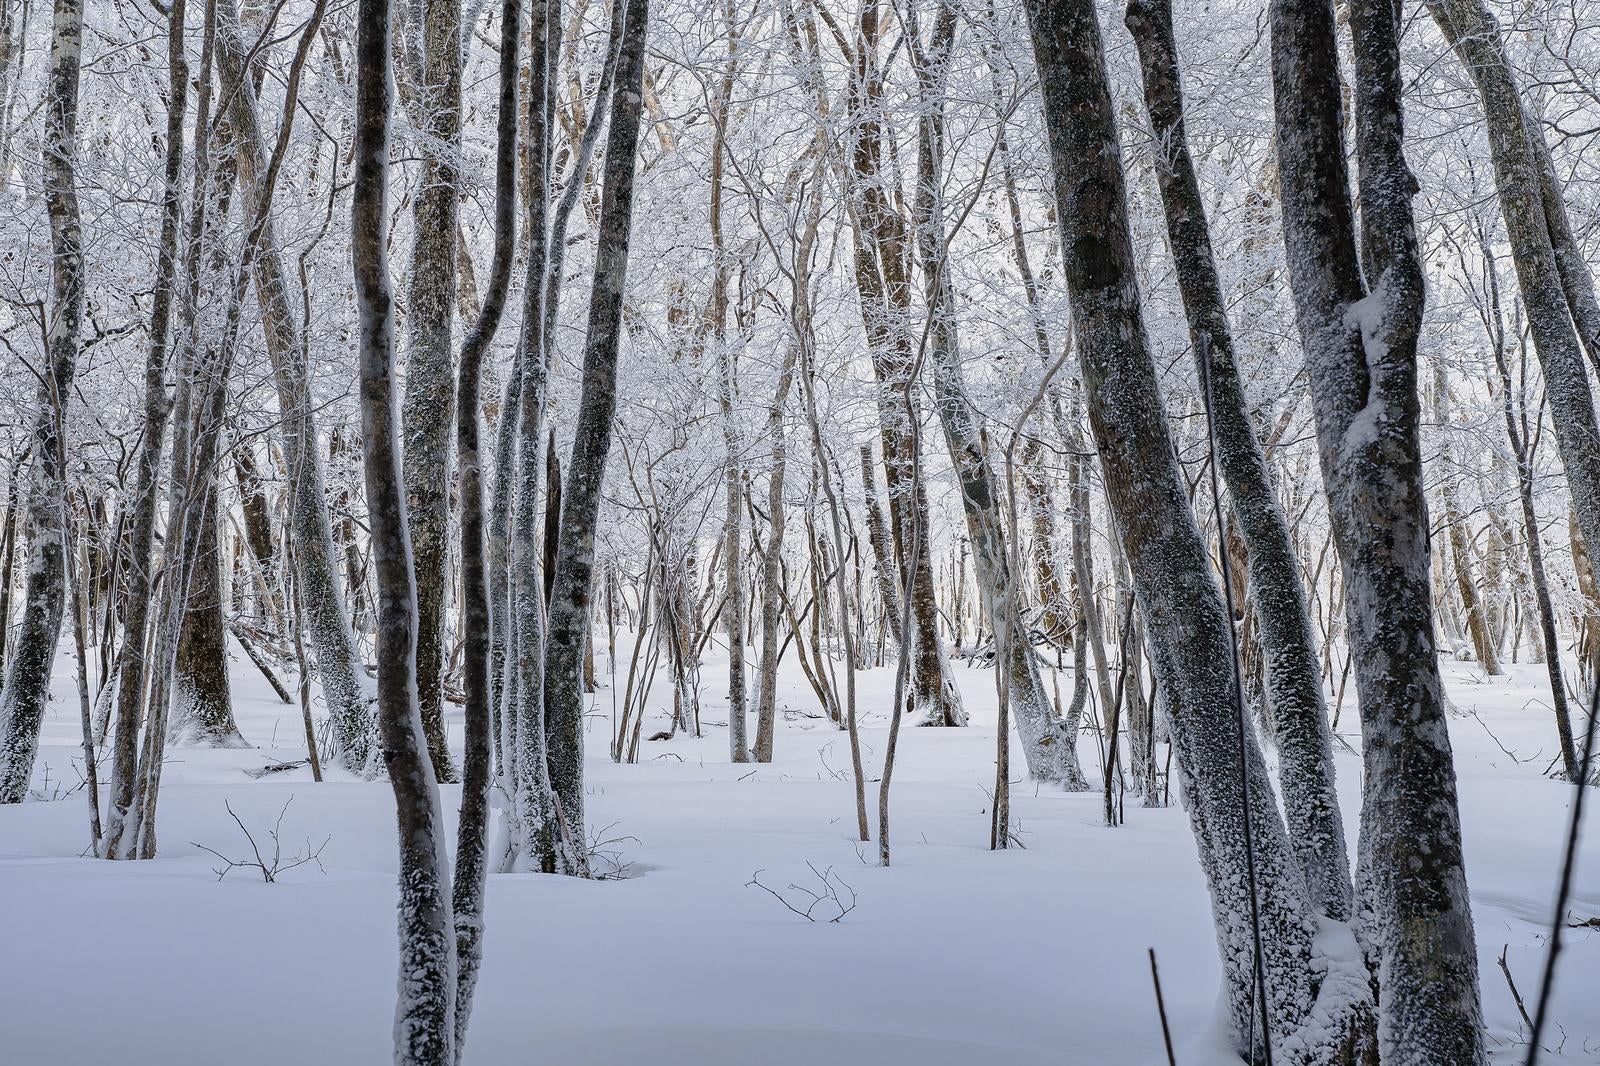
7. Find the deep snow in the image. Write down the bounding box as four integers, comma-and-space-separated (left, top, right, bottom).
0, 641, 1595, 1064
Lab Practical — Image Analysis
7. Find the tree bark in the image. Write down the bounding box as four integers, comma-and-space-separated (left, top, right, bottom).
542, 0, 649, 871
400, 0, 464, 783
1024, 0, 1376, 1057
216, 0, 375, 771
353, 0, 458, 1054
0, 0, 86, 804
1125, 0, 1353, 918
450, 0, 520, 1046
1426, 0, 1600, 574
908, 3, 1083, 788
172, 492, 246, 747
1270, 0, 1486, 1055
840, 3, 962, 728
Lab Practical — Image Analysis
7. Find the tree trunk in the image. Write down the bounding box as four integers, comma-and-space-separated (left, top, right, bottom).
1125, 0, 1353, 919
1426, 0, 1600, 575
449, 0, 520, 1045
353, 0, 457, 1054
172, 492, 246, 747
100, 0, 190, 834
400, 0, 463, 783
840, 4, 962, 728
752, 343, 798, 762
909, 3, 1083, 788
542, 0, 649, 871
708, 4, 747, 763
1270, 0, 1486, 1054
216, 0, 375, 770
1024, 0, 1377, 1057
0, 0, 86, 804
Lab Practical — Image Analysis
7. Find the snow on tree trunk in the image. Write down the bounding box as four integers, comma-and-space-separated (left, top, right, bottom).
1023, 0, 1379, 1058
752, 343, 798, 763
0, 0, 85, 805
352, 0, 458, 1055
1125, 0, 1353, 919
399, 0, 463, 784
908, 3, 1083, 789
1425, 0, 1600, 580
1270, 0, 1486, 1056
541, 0, 649, 875
101, 0, 189, 836
216, 0, 376, 772
449, 0, 520, 1046
840, 3, 963, 729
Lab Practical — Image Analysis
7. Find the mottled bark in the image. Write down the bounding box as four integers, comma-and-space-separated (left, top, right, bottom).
1427, 0, 1600, 577
1024, 0, 1376, 1058
840, 3, 962, 728
1126, 0, 1353, 919
353, 0, 458, 1054
217, 0, 374, 770
1271, 0, 1485, 1055
859, 444, 902, 644
172, 493, 246, 747
542, 0, 649, 869
909, 3, 1082, 788
0, 0, 86, 804
400, 0, 463, 783
100, 0, 190, 833
450, 0, 519, 1047
709, 0, 746, 763
752, 344, 798, 762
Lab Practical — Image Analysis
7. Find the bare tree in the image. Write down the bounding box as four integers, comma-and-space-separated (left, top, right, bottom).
1125, 0, 1352, 916
352, 0, 458, 1055
0, 0, 86, 805
1270, 0, 1487, 1054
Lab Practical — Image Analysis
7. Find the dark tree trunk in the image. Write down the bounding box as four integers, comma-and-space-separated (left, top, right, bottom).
449, 0, 520, 1045
0, 0, 86, 804
173, 492, 246, 747
353, 0, 457, 1054
841, 4, 962, 728
1024, 0, 1376, 1057
1270, 0, 1486, 1055
1125, 0, 1353, 919
400, 0, 464, 784
542, 0, 650, 870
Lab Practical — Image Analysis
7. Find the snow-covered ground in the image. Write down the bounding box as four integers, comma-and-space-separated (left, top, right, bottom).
1, 643, 1595, 1064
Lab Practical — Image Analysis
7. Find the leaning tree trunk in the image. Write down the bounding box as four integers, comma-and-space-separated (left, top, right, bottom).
400, 0, 463, 783
0, 0, 86, 804
217, 0, 375, 770
1270, 0, 1486, 1056
1425, 0, 1600, 577
352, 0, 458, 1056
1023, 0, 1377, 1058
908, 3, 1084, 789
542, 0, 650, 874
1125, 0, 1353, 919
